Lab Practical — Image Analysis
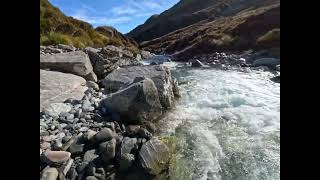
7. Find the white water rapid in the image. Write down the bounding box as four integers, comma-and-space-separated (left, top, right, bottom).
158, 66, 280, 180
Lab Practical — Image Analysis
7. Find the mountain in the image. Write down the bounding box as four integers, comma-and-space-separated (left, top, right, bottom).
40, 0, 138, 53
127, 0, 280, 59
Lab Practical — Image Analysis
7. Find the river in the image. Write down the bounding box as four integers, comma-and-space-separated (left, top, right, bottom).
157, 64, 280, 180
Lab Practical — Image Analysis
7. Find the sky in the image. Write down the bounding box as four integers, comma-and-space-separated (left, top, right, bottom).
49, 0, 179, 34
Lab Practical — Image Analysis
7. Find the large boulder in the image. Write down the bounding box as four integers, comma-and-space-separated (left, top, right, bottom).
40, 51, 97, 82
100, 78, 162, 123
92, 46, 143, 78
139, 138, 170, 175
102, 65, 180, 109
253, 58, 280, 68
40, 70, 87, 111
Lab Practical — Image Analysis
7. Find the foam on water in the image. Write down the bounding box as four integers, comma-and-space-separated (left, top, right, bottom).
159, 67, 280, 180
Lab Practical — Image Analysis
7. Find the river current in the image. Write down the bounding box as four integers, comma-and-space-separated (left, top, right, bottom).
157, 64, 280, 180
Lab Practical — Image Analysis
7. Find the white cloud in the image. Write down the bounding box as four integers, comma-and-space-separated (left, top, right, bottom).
72, 9, 131, 26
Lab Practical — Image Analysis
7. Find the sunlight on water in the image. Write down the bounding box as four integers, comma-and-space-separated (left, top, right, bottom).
158, 67, 280, 180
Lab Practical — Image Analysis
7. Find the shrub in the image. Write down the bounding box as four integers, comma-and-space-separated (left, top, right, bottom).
40, 31, 72, 46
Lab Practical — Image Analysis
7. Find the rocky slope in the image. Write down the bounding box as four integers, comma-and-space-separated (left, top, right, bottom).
128, 0, 280, 60
40, 0, 138, 53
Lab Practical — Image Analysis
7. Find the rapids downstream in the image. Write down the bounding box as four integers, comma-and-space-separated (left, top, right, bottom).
158, 65, 280, 180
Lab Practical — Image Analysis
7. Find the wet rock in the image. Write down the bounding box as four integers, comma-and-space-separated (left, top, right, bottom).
253, 58, 280, 68
139, 138, 170, 175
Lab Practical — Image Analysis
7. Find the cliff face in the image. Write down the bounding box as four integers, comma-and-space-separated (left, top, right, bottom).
40, 0, 138, 51
127, 0, 280, 59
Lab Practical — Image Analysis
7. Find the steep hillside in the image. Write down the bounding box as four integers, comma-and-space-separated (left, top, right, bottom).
40, 0, 138, 52
127, 0, 278, 42
133, 0, 280, 59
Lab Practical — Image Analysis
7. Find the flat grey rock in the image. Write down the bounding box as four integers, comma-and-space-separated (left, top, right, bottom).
40, 70, 88, 111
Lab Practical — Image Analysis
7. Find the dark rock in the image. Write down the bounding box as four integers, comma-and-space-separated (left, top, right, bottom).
253, 58, 280, 68
100, 138, 116, 162
83, 150, 99, 163
138, 128, 152, 140
91, 128, 114, 144
191, 59, 205, 67
119, 153, 135, 171
86, 176, 98, 180
144, 122, 157, 133
66, 167, 77, 180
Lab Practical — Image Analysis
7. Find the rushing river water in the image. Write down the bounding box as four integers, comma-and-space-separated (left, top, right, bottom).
158, 65, 280, 180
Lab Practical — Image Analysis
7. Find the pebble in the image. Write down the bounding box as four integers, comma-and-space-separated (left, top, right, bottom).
79, 127, 89, 132
40, 142, 51, 150
41, 167, 59, 180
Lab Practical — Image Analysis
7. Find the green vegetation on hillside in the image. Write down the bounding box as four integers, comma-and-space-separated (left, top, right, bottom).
40, 0, 138, 53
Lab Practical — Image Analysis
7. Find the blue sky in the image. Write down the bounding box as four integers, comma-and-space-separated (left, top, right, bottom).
49, 0, 179, 34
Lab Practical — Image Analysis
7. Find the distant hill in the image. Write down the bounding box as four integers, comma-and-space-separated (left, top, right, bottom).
127, 0, 280, 59
40, 0, 138, 53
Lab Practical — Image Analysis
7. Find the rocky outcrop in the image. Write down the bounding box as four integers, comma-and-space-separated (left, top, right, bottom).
40, 51, 97, 82
102, 65, 180, 109
40, 70, 87, 111
100, 78, 162, 124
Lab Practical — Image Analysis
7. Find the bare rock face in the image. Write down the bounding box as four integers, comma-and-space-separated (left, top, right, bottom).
102, 65, 180, 109
40, 51, 97, 82
40, 70, 87, 111
100, 78, 162, 124
139, 138, 170, 175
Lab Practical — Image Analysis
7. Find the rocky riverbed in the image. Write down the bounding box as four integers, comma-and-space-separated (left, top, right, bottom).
40, 44, 279, 180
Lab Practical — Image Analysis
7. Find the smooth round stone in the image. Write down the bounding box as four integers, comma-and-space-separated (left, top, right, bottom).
50, 125, 56, 130
86, 130, 97, 141
83, 149, 99, 163
69, 142, 84, 155
100, 138, 116, 162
